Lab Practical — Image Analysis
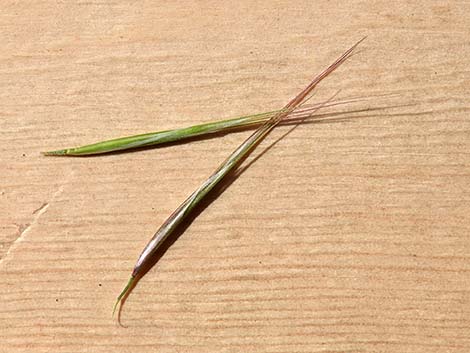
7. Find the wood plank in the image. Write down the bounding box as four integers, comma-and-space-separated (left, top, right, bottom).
1, 1, 469, 352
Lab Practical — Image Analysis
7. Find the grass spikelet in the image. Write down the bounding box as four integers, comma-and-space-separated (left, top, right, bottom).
113, 38, 365, 316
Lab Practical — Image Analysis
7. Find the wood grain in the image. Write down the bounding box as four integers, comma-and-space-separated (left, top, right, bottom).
1, 1, 469, 352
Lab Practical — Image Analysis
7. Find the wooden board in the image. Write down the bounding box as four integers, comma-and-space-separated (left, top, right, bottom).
1, 1, 469, 352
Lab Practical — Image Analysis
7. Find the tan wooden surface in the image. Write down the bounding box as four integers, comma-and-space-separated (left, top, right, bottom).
1, 1, 469, 352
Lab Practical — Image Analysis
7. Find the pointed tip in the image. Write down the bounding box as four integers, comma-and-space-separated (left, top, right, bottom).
42, 149, 69, 156
112, 298, 120, 318
346, 36, 367, 56
112, 276, 136, 318
351, 36, 367, 48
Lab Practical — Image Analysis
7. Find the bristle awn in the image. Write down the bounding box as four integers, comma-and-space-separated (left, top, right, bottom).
43, 99, 368, 156
113, 38, 365, 316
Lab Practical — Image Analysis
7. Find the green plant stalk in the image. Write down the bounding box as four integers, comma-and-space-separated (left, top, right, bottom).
43, 110, 282, 156
113, 38, 364, 316
42, 98, 362, 157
